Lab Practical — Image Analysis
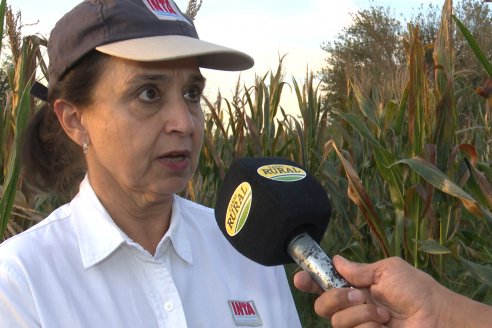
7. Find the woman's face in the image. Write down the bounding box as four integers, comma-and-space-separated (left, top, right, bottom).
82, 57, 205, 202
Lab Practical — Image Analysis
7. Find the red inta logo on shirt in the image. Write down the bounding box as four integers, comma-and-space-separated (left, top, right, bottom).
228, 300, 263, 327
141, 0, 190, 24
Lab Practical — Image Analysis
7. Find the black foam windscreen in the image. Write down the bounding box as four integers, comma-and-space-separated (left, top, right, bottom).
214, 157, 331, 266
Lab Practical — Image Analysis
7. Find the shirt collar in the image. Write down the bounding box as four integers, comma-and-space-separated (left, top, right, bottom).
72, 176, 126, 269
72, 176, 193, 268
155, 195, 193, 265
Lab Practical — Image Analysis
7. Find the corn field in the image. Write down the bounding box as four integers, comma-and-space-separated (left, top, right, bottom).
1, 0, 492, 327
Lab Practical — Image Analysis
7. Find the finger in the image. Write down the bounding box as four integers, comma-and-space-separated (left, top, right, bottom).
293, 270, 324, 294
333, 255, 378, 288
330, 304, 390, 328
355, 323, 389, 328
313, 288, 365, 318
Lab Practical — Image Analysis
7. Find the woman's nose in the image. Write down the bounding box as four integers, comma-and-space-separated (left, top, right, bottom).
163, 98, 197, 135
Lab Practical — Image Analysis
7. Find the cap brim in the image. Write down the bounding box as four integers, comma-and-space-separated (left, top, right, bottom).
95, 35, 254, 71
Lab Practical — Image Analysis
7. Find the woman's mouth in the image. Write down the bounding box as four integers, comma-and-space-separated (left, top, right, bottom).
157, 151, 191, 171
165, 154, 186, 162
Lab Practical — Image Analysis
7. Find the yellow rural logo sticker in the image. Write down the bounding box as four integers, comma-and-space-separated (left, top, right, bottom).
257, 164, 307, 182
226, 182, 252, 236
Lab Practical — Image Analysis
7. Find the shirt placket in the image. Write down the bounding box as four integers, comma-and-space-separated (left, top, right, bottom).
136, 249, 188, 327
154, 262, 187, 327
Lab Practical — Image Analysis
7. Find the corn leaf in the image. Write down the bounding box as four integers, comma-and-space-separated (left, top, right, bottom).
434, 0, 454, 94
452, 14, 492, 78
0, 44, 32, 238
350, 81, 379, 128
418, 240, 452, 255
394, 84, 409, 135
326, 140, 390, 257
0, 0, 6, 58
394, 157, 488, 222
336, 111, 404, 209
406, 25, 427, 157
464, 158, 492, 209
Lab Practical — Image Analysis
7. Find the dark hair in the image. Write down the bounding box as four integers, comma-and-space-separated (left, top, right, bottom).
21, 51, 109, 198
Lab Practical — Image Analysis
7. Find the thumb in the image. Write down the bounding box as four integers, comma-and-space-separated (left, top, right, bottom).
333, 255, 377, 288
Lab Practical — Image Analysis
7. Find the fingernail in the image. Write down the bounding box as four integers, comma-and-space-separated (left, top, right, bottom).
347, 289, 364, 303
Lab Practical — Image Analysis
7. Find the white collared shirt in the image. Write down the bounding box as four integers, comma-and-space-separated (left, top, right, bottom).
0, 177, 301, 327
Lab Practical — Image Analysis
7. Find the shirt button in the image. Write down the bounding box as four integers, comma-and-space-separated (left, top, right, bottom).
164, 302, 174, 312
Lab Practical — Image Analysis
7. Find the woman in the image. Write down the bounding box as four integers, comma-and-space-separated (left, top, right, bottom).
0, 1, 301, 327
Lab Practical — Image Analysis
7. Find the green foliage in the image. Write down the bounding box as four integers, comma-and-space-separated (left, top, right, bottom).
0, 5, 45, 240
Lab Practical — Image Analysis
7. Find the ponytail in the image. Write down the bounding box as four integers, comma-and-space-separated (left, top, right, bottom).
21, 51, 109, 199
21, 103, 86, 199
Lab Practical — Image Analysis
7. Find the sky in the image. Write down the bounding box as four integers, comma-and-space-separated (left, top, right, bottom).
11, 0, 445, 111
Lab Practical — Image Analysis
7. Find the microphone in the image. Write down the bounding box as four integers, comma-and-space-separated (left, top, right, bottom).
214, 157, 349, 290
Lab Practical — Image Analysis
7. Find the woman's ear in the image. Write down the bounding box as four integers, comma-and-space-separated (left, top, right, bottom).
53, 100, 88, 147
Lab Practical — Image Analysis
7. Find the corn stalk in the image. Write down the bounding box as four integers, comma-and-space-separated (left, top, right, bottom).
0, 6, 46, 240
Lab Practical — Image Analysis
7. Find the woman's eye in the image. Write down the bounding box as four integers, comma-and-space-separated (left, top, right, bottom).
138, 87, 160, 102
184, 86, 202, 103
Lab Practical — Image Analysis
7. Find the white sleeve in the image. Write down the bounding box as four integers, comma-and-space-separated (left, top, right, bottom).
0, 262, 40, 327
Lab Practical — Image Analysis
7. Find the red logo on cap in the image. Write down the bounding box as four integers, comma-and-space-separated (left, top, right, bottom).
146, 0, 177, 15
142, 0, 190, 23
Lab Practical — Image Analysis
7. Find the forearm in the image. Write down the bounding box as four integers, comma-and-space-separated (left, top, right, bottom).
439, 287, 492, 328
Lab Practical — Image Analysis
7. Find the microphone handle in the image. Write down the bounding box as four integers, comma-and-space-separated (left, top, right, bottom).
287, 232, 350, 290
